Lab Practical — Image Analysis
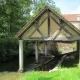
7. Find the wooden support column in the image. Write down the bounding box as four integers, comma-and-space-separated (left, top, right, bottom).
77, 40, 80, 64
77, 40, 79, 53
35, 41, 38, 63
18, 40, 24, 72
48, 10, 50, 36
45, 41, 47, 56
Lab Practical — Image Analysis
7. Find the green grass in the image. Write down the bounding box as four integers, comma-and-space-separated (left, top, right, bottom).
18, 67, 80, 80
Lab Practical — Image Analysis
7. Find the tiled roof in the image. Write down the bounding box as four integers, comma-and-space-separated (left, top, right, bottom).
62, 14, 80, 21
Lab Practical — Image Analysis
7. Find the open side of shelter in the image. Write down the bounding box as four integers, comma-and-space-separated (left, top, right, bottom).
14, 5, 80, 72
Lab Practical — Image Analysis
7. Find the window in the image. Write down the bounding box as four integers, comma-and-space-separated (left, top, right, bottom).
77, 16, 80, 21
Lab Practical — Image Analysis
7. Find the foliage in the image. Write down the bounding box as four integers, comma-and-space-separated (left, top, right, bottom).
0, 0, 32, 37
23, 41, 34, 57
18, 67, 80, 80
58, 49, 62, 54
0, 0, 61, 61
0, 0, 61, 37
0, 38, 34, 61
72, 42, 77, 51
0, 38, 18, 61
0, 0, 33, 61
32, 0, 61, 15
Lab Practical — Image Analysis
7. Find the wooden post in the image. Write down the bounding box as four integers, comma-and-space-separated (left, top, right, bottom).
77, 40, 80, 65
35, 41, 38, 63
77, 40, 79, 54
48, 10, 50, 36
18, 40, 24, 72
45, 41, 47, 56
79, 40, 80, 64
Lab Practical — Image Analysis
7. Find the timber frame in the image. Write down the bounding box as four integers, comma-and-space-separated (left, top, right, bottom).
14, 5, 80, 72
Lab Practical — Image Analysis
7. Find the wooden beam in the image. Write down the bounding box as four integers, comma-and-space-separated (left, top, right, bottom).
55, 36, 80, 41
44, 57, 54, 65
77, 40, 79, 54
49, 55, 67, 72
65, 21, 80, 35
45, 41, 47, 56
50, 16, 73, 36
48, 10, 50, 36
17, 9, 48, 38
50, 11, 80, 35
79, 40, 80, 64
20, 37, 44, 41
20, 36, 80, 41
35, 41, 38, 63
50, 16, 64, 28
63, 28, 73, 36
36, 27, 45, 39
45, 25, 64, 40
28, 16, 48, 38
51, 26, 64, 40
77, 40, 80, 64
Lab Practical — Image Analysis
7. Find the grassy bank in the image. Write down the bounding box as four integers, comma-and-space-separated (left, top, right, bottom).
18, 67, 80, 80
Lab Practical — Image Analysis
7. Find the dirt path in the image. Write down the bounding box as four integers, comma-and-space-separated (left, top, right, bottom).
0, 64, 35, 80
0, 56, 35, 80
0, 72, 24, 80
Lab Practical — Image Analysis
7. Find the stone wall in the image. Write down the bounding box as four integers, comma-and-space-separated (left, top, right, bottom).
38, 41, 75, 55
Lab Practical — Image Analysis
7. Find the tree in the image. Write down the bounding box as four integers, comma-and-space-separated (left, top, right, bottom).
0, 0, 33, 61
32, 0, 61, 15
0, 0, 61, 37
0, 0, 32, 37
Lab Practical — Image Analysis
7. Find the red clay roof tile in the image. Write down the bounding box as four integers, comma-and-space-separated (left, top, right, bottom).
62, 14, 80, 21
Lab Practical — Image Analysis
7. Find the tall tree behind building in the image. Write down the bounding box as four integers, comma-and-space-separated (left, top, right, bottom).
32, 0, 61, 15
0, 0, 32, 37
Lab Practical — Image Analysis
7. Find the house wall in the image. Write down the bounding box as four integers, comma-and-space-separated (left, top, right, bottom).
71, 21, 80, 29
62, 14, 80, 30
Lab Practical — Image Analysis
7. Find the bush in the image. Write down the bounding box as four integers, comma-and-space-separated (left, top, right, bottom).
72, 41, 77, 51
23, 41, 34, 57
0, 38, 34, 61
0, 38, 19, 61
58, 49, 62, 54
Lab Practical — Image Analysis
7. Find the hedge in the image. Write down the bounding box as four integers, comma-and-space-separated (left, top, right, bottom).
0, 38, 33, 61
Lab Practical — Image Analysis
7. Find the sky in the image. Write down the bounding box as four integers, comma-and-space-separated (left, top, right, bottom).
54, 0, 80, 14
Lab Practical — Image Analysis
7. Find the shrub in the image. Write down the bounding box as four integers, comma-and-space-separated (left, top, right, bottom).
0, 38, 19, 61
58, 49, 62, 54
23, 41, 34, 57
0, 38, 34, 61
72, 42, 77, 51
